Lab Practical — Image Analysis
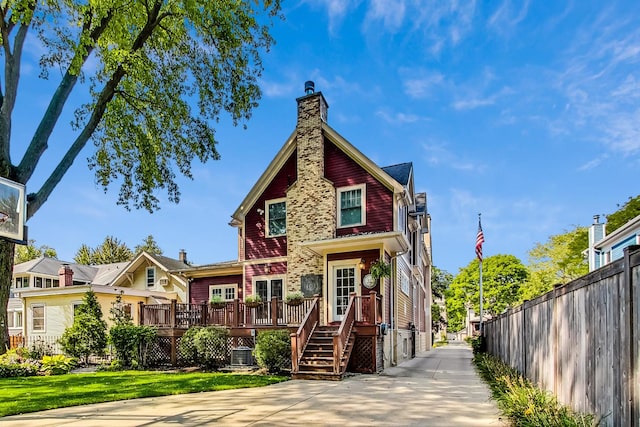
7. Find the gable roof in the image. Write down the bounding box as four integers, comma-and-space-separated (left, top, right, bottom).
108, 251, 189, 287
231, 122, 405, 222
382, 163, 413, 186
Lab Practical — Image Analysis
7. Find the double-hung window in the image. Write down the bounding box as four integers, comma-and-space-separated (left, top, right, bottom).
266, 198, 286, 237
32, 305, 45, 332
338, 184, 366, 227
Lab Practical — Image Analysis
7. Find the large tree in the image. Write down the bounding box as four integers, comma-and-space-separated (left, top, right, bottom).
521, 226, 588, 301
74, 236, 133, 265
445, 254, 529, 332
134, 235, 163, 255
431, 265, 453, 299
0, 0, 281, 351
14, 239, 57, 264
606, 195, 640, 233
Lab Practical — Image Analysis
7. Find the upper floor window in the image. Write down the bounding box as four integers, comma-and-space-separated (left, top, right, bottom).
266, 198, 286, 237
44, 278, 59, 288
338, 184, 366, 228
146, 267, 156, 287
14, 276, 28, 288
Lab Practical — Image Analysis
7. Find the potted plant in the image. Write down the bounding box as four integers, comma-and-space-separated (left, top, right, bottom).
369, 259, 391, 283
209, 295, 226, 309
244, 294, 262, 308
285, 291, 304, 306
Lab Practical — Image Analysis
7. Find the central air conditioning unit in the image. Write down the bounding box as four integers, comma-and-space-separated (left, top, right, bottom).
230, 346, 254, 366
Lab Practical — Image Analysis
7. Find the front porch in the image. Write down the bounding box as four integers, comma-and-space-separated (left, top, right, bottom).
137, 293, 384, 378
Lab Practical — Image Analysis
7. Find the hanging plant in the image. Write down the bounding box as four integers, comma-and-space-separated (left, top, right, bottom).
369, 259, 391, 281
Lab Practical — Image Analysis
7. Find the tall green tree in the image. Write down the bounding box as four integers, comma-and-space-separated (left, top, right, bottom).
431, 266, 453, 299
74, 236, 133, 265
0, 1, 281, 351
445, 255, 529, 332
134, 235, 163, 255
521, 226, 588, 301
606, 195, 640, 233
14, 239, 57, 264
58, 290, 107, 364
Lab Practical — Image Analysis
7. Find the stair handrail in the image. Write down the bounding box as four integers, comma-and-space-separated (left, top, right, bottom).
291, 295, 320, 373
333, 292, 357, 374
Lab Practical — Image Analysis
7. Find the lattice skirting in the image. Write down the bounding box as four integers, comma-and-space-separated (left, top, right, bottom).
348, 335, 378, 373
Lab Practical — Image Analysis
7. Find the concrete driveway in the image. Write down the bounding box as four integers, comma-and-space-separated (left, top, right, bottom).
3, 343, 505, 426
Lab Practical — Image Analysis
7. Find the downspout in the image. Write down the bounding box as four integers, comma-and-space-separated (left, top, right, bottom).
389, 249, 409, 366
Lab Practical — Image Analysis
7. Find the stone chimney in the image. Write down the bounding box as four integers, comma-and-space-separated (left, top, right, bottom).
58, 264, 73, 287
179, 249, 188, 264
286, 82, 336, 294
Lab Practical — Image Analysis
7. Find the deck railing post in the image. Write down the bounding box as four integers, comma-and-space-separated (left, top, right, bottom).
369, 291, 377, 325
170, 299, 177, 328
272, 297, 279, 326
233, 299, 239, 327
202, 302, 208, 327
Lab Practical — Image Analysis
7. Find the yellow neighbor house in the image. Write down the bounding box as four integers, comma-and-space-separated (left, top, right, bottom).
11, 251, 189, 350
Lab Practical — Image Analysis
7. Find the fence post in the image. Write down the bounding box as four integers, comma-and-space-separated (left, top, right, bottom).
202, 302, 208, 327
233, 299, 239, 327
522, 300, 528, 377
624, 246, 638, 427
138, 301, 144, 325
553, 283, 561, 397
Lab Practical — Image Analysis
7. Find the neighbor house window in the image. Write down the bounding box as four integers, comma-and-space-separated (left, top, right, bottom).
146, 267, 156, 287
72, 302, 82, 321
401, 271, 410, 296
338, 184, 366, 227
14, 276, 28, 288
44, 278, 59, 288
8, 310, 22, 328
266, 198, 286, 237
34, 277, 43, 288
32, 305, 45, 332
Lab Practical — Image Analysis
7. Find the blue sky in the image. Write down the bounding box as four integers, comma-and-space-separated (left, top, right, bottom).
14, 1, 640, 275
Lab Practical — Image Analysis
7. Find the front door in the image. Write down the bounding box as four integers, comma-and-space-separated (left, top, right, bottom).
331, 264, 357, 322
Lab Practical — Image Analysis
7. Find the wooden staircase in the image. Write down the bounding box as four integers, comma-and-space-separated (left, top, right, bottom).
293, 325, 355, 380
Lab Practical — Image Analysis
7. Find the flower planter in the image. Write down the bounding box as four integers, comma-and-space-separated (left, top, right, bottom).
245, 301, 261, 308
285, 298, 304, 306
209, 302, 226, 310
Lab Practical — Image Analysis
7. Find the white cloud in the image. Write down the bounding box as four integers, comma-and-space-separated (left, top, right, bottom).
487, 0, 530, 34
401, 71, 445, 99
375, 110, 423, 124
364, 0, 406, 32
302, 0, 360, 34
421, 141, 486, 172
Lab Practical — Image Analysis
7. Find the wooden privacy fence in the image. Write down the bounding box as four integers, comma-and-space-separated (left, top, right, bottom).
484, 245, 640, 427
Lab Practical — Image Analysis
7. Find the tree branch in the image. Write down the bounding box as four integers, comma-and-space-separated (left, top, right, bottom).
16, 10, 114, 183
27, 1, 167, 218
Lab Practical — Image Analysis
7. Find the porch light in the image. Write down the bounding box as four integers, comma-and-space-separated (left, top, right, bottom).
358, 258, 366, 270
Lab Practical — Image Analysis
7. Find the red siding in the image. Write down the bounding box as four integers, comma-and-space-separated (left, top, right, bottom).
190, 275, 243, 304
245, 262, 287, 296
324, 140, 393, 236
245, 152, 297, 260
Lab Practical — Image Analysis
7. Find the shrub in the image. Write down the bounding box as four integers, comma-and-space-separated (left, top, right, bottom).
28, 340, 55, 359
474, 353, 596, 426
254, 329, 291, 373
179, 326, 229, 370
0, 349, 40, 378
468, 335, 486, 354
40, 355, 76, 375
59, 290, 107, 364
285, 291, 304, 304
245, 294, 262, 304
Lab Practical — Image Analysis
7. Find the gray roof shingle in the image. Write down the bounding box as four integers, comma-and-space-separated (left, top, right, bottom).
382, 162, 413, 186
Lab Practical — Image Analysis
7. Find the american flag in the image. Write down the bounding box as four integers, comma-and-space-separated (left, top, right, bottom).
475, 217, 485, 262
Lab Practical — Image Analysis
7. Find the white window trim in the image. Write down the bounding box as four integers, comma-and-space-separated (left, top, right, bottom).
146, 266, 156, 287
208, 283, 238, 301
31, 304, 45, 333
265, 198, 287, 237
8, 309, 22, 328
401, 271, 410, 296
337, 184, 366, 228
251, 275, 286, 300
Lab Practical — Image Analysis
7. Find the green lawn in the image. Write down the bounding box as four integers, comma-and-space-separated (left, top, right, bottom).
0, 371, 288, 417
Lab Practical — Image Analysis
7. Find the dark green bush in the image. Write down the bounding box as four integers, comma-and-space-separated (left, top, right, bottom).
179, 326, 229, 370
254, 329, 291, 373
109, 324, 157, 368
468, 335, 486, 354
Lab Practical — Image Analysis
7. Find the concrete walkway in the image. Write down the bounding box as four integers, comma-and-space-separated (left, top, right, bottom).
3, 343, 505, 426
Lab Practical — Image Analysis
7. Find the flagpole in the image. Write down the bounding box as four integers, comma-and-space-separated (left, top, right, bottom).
476, 213, 484, 336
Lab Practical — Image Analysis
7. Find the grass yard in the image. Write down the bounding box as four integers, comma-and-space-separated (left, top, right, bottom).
0, 371, 288, 417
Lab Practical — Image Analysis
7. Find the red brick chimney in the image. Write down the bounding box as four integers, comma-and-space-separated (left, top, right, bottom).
58, 264, 73, 287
